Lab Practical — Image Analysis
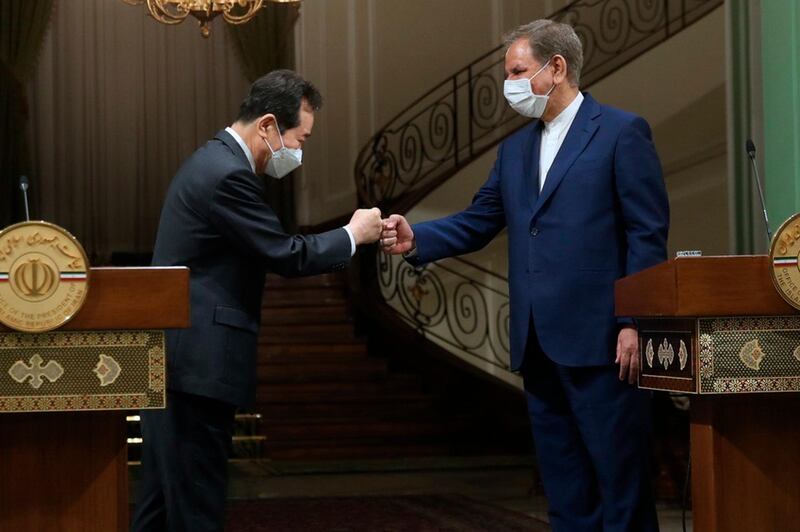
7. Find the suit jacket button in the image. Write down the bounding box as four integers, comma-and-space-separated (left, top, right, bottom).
530, 228, 539, 236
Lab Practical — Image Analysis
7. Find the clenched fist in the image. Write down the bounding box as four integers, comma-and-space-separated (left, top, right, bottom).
346, 208, 383, 245
379, 214, 415, 254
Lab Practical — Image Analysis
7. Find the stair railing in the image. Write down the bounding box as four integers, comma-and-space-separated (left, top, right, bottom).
377, 252, 513, 375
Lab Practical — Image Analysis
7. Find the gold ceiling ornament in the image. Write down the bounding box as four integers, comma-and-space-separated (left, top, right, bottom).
122, 0, 300, 38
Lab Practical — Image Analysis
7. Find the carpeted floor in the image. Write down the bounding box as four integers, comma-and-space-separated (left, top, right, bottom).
225, 494, 550, 531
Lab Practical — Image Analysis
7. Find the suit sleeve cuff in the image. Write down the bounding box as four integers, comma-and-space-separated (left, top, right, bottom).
342, 226, 356, 257
403, 244, 425, 267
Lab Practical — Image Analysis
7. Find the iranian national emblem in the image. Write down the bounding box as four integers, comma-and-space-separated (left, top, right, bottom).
11, 257, 59, 301
0, 221, 90, 332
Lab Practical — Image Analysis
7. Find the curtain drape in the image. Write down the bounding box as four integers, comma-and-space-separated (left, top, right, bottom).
0, 0, 55, 228
227, 3, 300, 231
26, 0, 250, 262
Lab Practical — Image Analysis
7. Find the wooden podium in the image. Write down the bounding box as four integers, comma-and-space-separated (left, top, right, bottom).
0, 267, 189, 532
616, 256, 800, 531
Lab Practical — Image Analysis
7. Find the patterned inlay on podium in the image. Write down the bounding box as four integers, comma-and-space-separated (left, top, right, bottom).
0, 330, 165, 412
640, 332, 694, 378
699, 317, 800, 393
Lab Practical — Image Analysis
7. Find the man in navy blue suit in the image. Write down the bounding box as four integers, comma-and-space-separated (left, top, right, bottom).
381, 20, 669, 531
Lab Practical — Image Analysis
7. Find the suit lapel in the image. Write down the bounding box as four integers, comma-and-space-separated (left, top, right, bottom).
530, 93, 601, 220
521, 120, 544, 211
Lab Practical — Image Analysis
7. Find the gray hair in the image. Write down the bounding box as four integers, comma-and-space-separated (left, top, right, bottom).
504, 20, 583, 86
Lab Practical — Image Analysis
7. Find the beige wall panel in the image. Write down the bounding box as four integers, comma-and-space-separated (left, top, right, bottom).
589, 7, 725, 130
655, 84, 729, 257
665, 155, 729, 256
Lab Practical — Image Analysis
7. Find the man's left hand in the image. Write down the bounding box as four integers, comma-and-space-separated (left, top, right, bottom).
615, 326, 639, 384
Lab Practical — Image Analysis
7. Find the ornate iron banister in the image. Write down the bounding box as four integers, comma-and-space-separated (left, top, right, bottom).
355, 0, 722, 214
376, 250, 517, 383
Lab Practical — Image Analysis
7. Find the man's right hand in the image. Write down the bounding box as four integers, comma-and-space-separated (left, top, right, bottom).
346, 208, 383, 245
380, 214, 415, 255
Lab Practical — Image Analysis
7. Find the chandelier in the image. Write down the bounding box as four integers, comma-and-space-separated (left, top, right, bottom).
123, 0, 300, 38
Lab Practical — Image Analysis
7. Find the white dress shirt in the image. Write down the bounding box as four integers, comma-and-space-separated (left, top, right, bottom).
224, 127, 356, 256
225, 126, 257, 173
539, 91, 584, 191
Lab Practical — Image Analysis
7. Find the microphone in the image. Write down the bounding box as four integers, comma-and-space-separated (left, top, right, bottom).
745, 139, 772, 244
19, 175, 30, 222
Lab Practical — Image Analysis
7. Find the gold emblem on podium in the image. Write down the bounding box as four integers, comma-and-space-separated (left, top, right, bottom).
770, 212, 800, 310
0, 222, 90, 333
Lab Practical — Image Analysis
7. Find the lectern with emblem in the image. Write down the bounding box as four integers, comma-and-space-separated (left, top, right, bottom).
0, 221, 189, 531
616, 213, 800, 531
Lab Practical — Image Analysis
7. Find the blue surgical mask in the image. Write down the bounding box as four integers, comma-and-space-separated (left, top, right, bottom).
264, 130, 302, 179
503, 59, 555, 118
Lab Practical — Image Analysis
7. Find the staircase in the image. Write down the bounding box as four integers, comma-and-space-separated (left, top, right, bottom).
255, 272, 459, 460
126, 270, 531, 465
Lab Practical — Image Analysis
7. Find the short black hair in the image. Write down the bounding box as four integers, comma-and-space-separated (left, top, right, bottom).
236, 69, 322, 132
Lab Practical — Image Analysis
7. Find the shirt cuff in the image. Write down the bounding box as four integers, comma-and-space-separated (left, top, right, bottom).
403, 247, 418, 259
342, 226, 356, 257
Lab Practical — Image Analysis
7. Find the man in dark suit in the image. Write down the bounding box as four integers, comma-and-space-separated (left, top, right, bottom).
381, 20, 669, 531
132, 70, 383, 532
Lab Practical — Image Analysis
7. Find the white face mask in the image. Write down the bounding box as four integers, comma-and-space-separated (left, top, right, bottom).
503, 59, 555, 118
264, 129, 302, 179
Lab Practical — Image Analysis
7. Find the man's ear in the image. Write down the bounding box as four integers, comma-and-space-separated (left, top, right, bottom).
552, 54, 569, 84
257, 113, 278, 135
